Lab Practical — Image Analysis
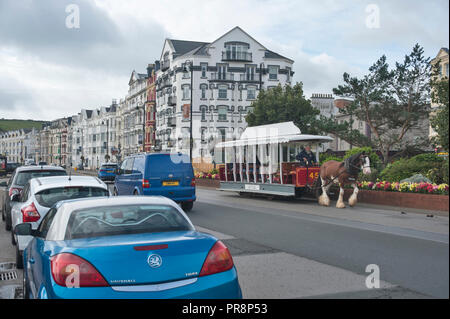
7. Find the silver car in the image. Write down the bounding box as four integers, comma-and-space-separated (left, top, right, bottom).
10, 175, 110, 268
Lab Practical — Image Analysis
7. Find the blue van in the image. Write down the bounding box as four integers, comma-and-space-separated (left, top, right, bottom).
113, 153, 196, 211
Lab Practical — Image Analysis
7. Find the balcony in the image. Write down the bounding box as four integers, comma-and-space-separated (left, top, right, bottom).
161, 60, 170, 72
168, 95, 177, 106
167, 116, 176, 127
240, 73, 259, 82
222, 51, 252, 62
210, 72, 234, 82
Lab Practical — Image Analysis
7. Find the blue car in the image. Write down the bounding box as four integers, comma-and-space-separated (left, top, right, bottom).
98, 163, 118, 182
17, 196, 242, 299
114, 153, 196, 212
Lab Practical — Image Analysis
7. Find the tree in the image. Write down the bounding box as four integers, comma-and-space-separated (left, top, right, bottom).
430, 78, 449, 151
333, 44, 432, 164
245, 83, 320, 134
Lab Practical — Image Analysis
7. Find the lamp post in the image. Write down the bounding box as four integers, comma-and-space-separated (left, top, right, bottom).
102, 119, 109, 161
185, 60, 194, 162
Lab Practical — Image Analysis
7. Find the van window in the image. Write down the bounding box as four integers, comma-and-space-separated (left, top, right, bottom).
124, 158, 134, 174
133, 156, 146, 175
147, 154, 193, 174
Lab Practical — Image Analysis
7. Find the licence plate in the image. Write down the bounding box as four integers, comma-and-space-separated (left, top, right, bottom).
163, 181, 179, 186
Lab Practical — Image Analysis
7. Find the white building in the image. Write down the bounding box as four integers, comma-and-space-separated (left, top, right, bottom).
155, 26, 295, 163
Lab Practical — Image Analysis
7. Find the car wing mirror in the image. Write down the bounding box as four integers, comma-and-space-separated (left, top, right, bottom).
10, 193, 20, 202
14, 223, 33, 236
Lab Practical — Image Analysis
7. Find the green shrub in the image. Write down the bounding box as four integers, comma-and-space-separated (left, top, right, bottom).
380, 153, 444, 183
319, 154, 342, 165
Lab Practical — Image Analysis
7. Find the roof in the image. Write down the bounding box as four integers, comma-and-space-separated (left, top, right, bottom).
264, 50, 294, 63
46, 196, 194, 241
31, 175, 107, 193
15, 165, 66, 172
169, 39, 210, 57
216, 121, 333, 148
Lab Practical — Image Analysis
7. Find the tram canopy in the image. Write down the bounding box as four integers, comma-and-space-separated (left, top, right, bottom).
215, 121, 333, 149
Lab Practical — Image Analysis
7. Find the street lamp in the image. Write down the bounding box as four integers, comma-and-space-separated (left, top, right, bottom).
184, 60, 194, 162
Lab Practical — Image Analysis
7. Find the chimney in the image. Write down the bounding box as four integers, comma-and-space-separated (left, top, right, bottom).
155, 60, 161, 72
147, 63, 155, 76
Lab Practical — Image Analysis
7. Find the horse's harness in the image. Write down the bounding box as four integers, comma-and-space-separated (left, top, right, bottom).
319, 155, 366, 189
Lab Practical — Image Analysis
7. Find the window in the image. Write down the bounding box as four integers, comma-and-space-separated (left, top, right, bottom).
286, 67, 291, 82
218, 106, 227, 121
201, 84, 207, 99
201, 127, 207, 143
35, 187, 109, 208
247, 86, 256, 100
268, 66, 278, 80
201, 107, 207, 121
201, 64, 208, 78
182, 85, 190, 100
65, 204, 193, 240
245, 66, 256, 81
218, 65, 227, 80
218, 85, 227, 99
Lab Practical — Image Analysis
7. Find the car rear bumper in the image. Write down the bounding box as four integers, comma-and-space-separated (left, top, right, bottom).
142, 188, 196, 203
41, 268, 242, 299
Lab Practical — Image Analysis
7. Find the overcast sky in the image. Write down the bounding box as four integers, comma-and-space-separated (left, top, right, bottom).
0, 0, 448, 121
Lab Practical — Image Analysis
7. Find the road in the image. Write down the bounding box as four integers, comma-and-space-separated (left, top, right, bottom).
0, 174, 448, 299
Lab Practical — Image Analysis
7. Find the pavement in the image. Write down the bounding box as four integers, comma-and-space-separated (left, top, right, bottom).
0, 173, 447, 299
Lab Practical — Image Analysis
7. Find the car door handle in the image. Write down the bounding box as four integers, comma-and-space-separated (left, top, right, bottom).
29, 258, 35, 264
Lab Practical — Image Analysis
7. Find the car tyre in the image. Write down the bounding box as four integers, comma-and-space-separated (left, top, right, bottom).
11, 229, 16, 245
16, 246, 23, 269
5, 215, 11, 231
113, 188, 118, 196
23, 269, 30, 299
181, 201, 193, 212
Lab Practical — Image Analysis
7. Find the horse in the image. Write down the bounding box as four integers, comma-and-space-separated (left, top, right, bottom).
317, 152, 371, 209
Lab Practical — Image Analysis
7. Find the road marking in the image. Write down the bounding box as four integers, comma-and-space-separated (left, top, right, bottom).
195, 225, 235, 240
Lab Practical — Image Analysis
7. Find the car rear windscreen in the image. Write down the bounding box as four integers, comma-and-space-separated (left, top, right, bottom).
66, 204, 193, 239
100, 165, 117, 169
35, 187, 110, 208
15, 170, 67, 186
148, 154, 193, 174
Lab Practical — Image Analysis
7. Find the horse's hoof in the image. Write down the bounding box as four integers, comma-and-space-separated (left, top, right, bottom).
349, 196, 357, 207
318, 195, 330, 207
336, 202, 346, 209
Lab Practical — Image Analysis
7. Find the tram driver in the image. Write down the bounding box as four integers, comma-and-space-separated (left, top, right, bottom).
296, 145, 317, 167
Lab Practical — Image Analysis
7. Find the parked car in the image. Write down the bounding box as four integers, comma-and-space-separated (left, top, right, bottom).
114, 153, 196, 212
25, 159, 36, 166
38, 162, 48, 166
1, 165, 67, 231
0, 155, 6, 176
17, 196, 241, 299
6, 162, 20, 174
98, 163, 118, 182
10, 175, 110, 268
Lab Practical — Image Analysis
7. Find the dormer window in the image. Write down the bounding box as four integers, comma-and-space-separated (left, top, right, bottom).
223, 42, 252, 62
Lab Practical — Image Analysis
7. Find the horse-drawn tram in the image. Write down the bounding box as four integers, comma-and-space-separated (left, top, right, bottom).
214, 122, 333, 198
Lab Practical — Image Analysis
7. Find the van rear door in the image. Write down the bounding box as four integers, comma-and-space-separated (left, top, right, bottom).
146, 154, 194, 198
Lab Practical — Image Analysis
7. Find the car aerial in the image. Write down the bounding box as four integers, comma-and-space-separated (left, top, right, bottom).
10, 175, 110, 269
16, 196, 242, 299
1, 165, 67, 231
114, 153, 196, 212
98, 163, 118, 182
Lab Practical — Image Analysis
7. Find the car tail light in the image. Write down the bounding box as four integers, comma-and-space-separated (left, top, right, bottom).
51, 253, 109, 287
142, 179, 150, 188
9, 187, 21, 197
199, 241, 234, 277
21, 202, 40, 223
191, 177, 196, 187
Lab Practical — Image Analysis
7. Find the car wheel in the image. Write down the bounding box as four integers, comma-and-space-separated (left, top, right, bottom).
5, 214, 11, 231
134, 190, 139, 196
113, 188, 118, 196
16, 247, 23, 269
11, 230, 16, 246
181, 202, 193, 212
23, 269, 30, 299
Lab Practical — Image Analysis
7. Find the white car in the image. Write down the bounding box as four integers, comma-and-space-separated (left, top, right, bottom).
10, 175, 110, 268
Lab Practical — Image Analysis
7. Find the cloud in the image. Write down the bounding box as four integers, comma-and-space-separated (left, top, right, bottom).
0, 0, 448, 120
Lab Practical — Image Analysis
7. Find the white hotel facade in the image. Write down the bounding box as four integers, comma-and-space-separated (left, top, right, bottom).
155, 27, 294, 163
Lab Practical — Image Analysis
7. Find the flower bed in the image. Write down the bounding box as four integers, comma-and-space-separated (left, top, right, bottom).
358, 181, 449, 195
